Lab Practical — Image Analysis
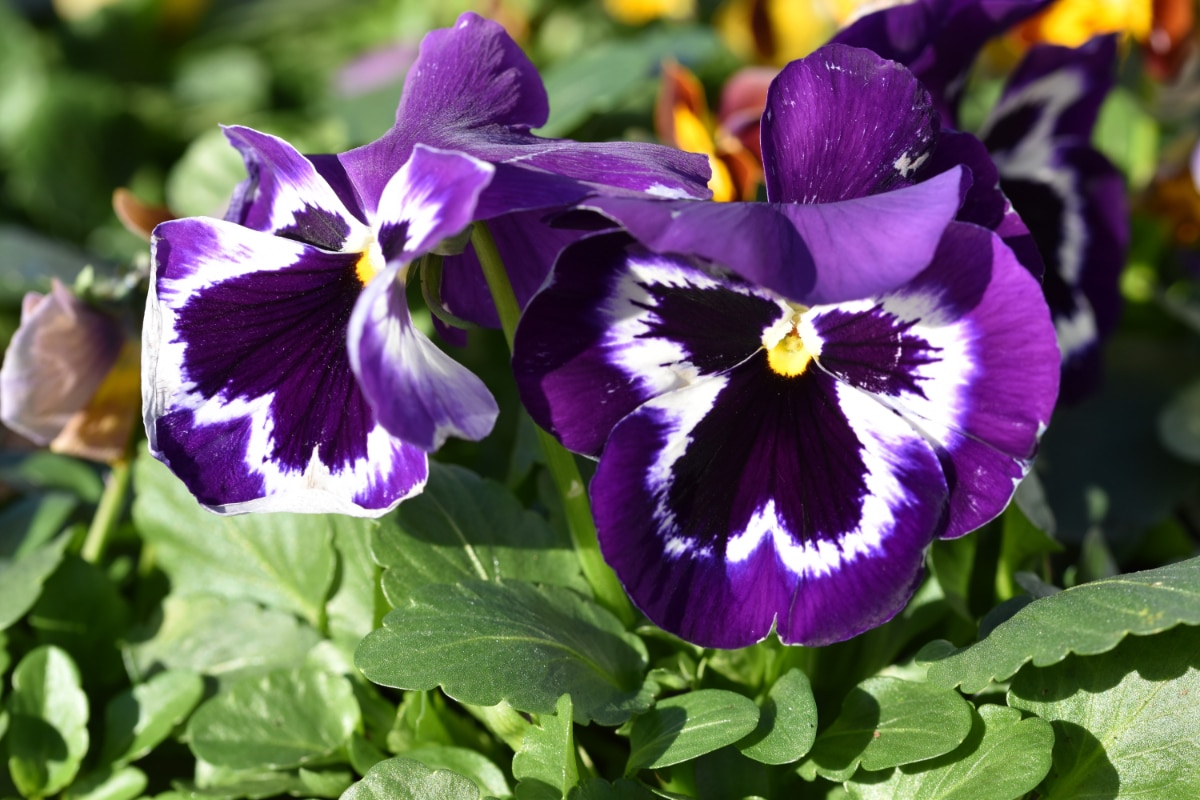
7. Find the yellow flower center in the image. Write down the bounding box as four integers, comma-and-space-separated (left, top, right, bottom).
355, 240, 385, 285
766, 332, 813, 377
762, 303, 814, 377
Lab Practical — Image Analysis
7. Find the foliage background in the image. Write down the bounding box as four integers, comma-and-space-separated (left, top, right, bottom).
2, 0, 1200, 798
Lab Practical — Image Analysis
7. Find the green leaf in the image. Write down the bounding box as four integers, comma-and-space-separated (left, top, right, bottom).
133, 452, 339, 626
844, 705, 1053, 800
0, 492, 78, 561
0, 452, 103, 504
996, 501, 1062, 601
326, 518, 381, 655
298, 767, 355, 798
930, 535, 977, 620
539, 26, 722, 137
63, 766, 147, 800
401, 747, 510, 799
0, 535, 69, 631
185, 762, 310, 799
356, 580, 652, 726
187, 666, 360, 770
921, 556, 1200, 693
568, 778, 657, 800
342, 757, 480, 800
6, 645, 89, 798
1159, 378, 1200, 463
1094, 87, 1159, 190
98, 669, 204, 767
626, 689, 759, 773
513, 694, 578, 800
29, 555, 129, 687
735, 669, 817, 765
373, 464, 588, 608
125, 595, 321, 684
798, 677, 972, 782
1008, 624, 1200, 799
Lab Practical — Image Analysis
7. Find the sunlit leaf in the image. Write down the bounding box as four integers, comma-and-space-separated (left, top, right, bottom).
187, 666, 359, 770
921, 557, 1200, 693
6, 645, 89, 797
342, 757, 480, 800
798, 677, 972, 782
514, 694, 578, 800
357, 580, 652, 726
844, 705, 1053, 800
626, 689, 759, 773
1009, 624, 1200, 799
735, 668, 817, 765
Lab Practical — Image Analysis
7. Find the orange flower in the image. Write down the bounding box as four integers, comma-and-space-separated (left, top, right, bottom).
655, 61, 771, 201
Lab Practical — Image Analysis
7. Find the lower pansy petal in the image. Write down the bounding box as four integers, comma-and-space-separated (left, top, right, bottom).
347, 263, 498, 452
514, 233, 779, 456
145, 217, 427, 516
803, 223, 1060, 538
592, 359, 947, 649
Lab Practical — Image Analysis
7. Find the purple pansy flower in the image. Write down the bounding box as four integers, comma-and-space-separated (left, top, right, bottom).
836, 2, 1128, 401
227, 12, 711, 337
145, 13, 710, 517
145, 140, 495, 516
513, 45, 1060, 647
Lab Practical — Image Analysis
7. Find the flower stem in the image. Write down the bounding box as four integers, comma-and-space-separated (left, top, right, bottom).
81, 456, 132, 563
470, 222, 635, 627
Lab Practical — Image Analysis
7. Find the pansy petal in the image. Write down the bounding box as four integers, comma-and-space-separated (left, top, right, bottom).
982, 36, 1118, 151
761, 44, 938, 204
144, 217, 426, 516
775, 166, 969, 304
222, 126, 367, 248
982, 37, 1127, 405
515, 233, 778, 456
347, 263, 498, 453
374, 144, 494, 262
803, 223, 1060, 538
575, 195, 818, 302
832, 0, 1056, 122
920, 129, 1045, 279
592, 363, 946, 648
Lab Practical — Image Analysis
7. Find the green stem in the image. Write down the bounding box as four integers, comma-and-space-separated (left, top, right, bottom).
81, 456, 132, 563
471, 222, 635, 627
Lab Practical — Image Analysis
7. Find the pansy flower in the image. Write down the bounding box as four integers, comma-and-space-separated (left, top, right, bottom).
145, 141, 495, 516
513, 45, 1060, 647
145, 13, 710, 517
837, 0, 1127, 402
227, 13, 711, 336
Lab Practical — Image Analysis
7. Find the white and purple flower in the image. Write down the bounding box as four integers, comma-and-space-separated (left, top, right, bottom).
512, 45, 1061, 647
144, 13, 710, 517
835, 1, 1128, 401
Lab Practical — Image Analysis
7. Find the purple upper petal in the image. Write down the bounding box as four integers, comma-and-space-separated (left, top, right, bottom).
832, 0, 1056, 123
761, 44, 939, 204
336, 12, 710, 219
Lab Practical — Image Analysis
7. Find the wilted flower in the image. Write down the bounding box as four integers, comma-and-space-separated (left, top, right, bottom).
1, 279, 139, 463
513, 45, 1060, 647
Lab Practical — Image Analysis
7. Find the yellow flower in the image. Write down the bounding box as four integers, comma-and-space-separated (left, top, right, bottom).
604, 0, 694, 25
1016, 0, 1153, 46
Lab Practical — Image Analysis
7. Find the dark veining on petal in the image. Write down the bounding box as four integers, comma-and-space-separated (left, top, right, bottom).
277, 204, 352, 251
155, 409, 266, 506
637, 281, 778, 374
663, 357, 868, 555
377, 220, 410, 262
812, 304, 940, 397
174, 250, 375, 472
